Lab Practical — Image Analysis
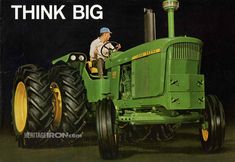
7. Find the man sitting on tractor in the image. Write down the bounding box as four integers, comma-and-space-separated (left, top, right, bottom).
89, 27, 121, 78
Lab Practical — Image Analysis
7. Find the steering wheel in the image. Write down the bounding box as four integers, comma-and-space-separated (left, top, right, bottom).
100, 41, 120, 58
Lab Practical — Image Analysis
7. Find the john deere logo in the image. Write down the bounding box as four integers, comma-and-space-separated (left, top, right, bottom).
132, 48, 161, 60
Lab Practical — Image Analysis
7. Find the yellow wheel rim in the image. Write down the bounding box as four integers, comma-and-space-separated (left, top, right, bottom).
50, 82, 62, 128
14, 82, 28, 134
201, 129, 209, 141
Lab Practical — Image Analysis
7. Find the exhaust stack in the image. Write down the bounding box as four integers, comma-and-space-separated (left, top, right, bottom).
144, 8, 156, 42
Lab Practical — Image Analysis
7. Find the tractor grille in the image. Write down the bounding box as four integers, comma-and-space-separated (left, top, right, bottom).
169, 43, 202, 60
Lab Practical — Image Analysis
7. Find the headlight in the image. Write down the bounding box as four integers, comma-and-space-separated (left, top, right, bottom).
78, 55, 85, 61
70, 55, 77, 61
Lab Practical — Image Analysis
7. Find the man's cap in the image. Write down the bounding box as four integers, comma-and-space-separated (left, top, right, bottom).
100, 27, 112, 34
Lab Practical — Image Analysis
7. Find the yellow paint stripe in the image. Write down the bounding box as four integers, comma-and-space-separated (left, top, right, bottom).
112, 71, 117, 79
132, 48, 161, 60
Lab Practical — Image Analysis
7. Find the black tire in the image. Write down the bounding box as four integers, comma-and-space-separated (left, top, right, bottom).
200, 95, 225, 152
96, 99, 119, 159
49, 64, 87, 144
12, 64, 53, 147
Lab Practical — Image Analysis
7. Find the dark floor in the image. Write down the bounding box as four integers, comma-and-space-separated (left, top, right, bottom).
0, 121, 235, 162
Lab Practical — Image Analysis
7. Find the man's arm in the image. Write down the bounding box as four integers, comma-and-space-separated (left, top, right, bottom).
89, 41, 98, 61
108, 43, 121, 52
116, 44, 121, 50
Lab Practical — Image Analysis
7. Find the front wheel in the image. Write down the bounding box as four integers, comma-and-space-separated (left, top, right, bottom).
200, 95, 225, 152
96, 99, 119, 159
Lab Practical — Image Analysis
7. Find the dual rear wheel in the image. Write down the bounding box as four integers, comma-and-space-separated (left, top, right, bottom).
49, 64, 87, 145
12, 64, 87, 147
12, 64, 53, 147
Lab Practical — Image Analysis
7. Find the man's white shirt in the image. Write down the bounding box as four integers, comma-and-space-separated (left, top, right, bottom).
89, 37, 114, 61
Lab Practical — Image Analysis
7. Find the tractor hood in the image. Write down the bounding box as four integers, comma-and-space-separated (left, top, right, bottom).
105, 36, 203, 69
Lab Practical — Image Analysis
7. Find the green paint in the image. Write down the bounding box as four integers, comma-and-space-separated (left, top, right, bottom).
119, 111, 202, 125
168, 9, 175, 38
163, 0, 179, 38
51, 1, 206, 126
52, 36, 205, 124
52, 54, 70, 64
82, 70, 110, 102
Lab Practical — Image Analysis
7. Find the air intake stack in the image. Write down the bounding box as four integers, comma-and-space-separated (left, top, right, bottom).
162, 0, 179, 38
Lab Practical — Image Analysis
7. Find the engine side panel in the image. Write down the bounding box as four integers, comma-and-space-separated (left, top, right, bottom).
131, 52, 164, 98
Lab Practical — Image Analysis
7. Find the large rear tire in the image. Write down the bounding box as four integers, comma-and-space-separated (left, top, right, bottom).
200, 95, 225, 152
96, 99, 119, 159
49, 64, 87, 144
12, 64, 53, 147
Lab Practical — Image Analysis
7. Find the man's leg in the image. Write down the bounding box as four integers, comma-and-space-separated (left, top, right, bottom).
97, 58, 104, 78
91, 60, 97, 67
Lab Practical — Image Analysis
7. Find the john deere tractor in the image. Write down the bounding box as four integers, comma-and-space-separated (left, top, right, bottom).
12, 0, 225, 159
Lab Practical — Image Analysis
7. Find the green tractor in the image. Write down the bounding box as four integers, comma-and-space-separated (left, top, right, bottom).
12, 0, 225, 159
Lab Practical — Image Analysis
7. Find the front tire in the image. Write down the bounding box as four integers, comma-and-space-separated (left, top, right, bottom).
12, 64, 53, 147
200, 95, 225, 152
96, 99, 119, 159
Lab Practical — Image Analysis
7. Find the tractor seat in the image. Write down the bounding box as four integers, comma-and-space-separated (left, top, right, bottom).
87, 61, 98, 74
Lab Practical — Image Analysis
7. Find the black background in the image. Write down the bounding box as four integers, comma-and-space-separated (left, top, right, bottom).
1, 0, 235, 127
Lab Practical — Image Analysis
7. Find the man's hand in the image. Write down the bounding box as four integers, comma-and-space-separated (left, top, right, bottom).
115, 44, 121, 50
